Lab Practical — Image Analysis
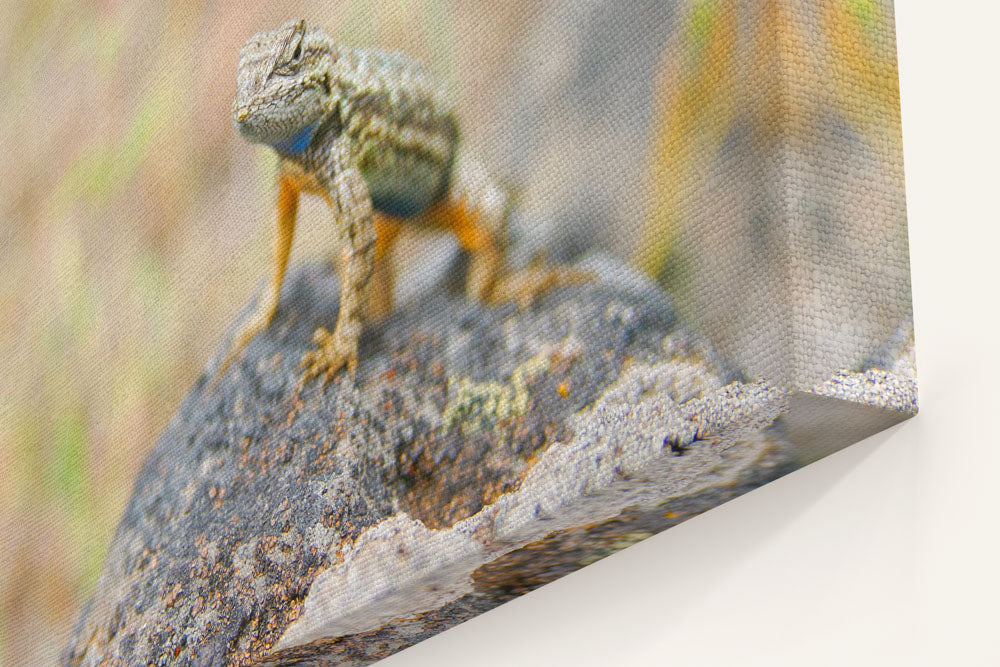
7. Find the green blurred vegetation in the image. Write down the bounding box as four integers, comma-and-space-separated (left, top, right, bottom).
0, 1, 531, 663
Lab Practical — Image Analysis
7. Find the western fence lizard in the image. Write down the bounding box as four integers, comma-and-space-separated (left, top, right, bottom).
216, 19, 591, 389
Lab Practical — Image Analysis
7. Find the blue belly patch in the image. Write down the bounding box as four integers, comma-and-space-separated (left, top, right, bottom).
272, 122, 319, 155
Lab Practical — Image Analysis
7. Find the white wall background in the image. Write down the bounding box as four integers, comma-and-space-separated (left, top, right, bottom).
383, 2, 1000, 665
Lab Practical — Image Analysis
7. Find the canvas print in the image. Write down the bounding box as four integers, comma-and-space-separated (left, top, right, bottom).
0, 0, 915, 664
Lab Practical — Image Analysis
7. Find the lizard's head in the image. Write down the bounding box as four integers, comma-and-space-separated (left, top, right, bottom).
233, 19, 335, 151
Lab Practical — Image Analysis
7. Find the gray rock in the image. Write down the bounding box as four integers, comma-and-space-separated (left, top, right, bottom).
65, 260, 799, 666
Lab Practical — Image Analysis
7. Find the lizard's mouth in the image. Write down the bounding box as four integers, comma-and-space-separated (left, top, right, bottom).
232, 103, 271, 144
232, 82, 330, 148
232, 101, 320, 155
232, 101, 253, 128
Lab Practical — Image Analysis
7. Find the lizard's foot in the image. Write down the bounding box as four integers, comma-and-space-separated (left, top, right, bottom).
208, 302, 276, 391
297, 326, 358, 389
491, 256, 596, 310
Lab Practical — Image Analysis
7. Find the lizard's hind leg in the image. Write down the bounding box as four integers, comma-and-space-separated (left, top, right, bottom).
366, 215, 402, 321
432, 151, 595, 308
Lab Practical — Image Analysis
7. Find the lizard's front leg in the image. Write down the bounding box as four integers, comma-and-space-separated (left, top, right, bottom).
298, 158, 376, 388
211, 167, 299, 387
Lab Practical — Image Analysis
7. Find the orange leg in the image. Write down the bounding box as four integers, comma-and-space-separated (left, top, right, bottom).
429, 174, 595, 308
211, 169, 299, 387
429, 151, 594, 308
367, 215, 403, 320
429, 196, 504, 302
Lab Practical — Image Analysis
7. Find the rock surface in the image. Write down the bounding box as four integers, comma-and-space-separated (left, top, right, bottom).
65, 260, 799, 666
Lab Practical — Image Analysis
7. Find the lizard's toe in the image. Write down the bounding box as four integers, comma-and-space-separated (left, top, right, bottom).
494, 265, 596, 310
297, 327, 356, 389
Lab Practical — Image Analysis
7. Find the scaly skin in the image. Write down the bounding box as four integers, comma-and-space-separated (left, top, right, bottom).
216, 19, 591, 390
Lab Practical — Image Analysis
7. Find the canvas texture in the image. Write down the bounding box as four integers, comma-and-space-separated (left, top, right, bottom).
0, 1, 914, 664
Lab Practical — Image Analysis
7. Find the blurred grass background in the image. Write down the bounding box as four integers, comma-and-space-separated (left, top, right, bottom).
0, 1, 538, 662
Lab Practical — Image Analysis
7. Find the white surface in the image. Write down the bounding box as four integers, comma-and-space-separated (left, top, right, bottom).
381, 3, 1000, 665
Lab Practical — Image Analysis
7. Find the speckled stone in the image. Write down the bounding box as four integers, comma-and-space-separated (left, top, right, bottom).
65, 259, 889, 666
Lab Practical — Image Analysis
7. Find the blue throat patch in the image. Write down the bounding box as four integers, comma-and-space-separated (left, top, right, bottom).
273, 122, 319, 155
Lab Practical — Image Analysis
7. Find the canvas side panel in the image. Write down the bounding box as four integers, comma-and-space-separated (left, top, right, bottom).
638, 0, 796, 387
779, 0, 911, 388
639, 0, 913, 392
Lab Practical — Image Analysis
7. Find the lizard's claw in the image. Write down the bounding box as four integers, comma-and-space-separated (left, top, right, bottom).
297, 326, 357, 390
207, 303, 276, 392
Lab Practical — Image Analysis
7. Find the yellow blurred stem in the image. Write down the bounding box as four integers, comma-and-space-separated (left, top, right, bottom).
636, 0, 738, 280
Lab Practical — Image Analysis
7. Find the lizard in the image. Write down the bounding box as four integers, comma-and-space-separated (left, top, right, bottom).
216, 19, 592, 389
